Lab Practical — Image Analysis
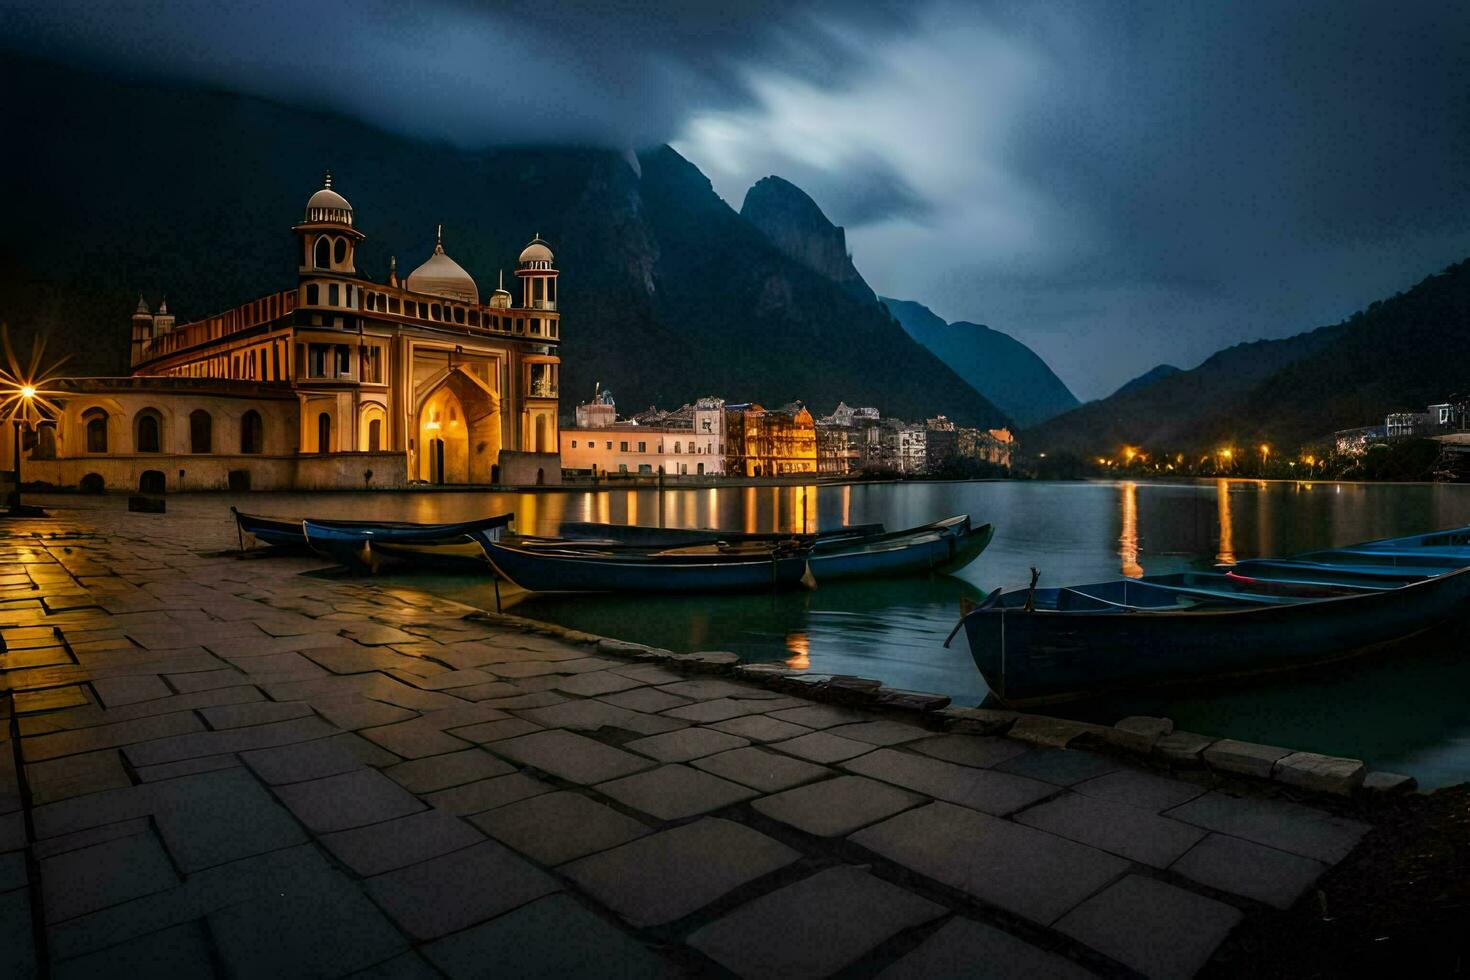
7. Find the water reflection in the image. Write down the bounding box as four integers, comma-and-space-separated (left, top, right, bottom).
1119, 482, 1143, 578
785, 632, 810, 670
1215, 478, 1235, 565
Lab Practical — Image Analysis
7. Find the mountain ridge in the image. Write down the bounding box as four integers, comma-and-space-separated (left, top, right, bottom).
880, 298, 1080, 427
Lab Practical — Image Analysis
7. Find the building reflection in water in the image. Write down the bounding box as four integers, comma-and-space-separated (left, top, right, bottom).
743, 487, 758, 534
1216, 478, 1236, 565
842, 484, 852, 528
626, 489, 638, 526
785, 631, 810, 670
1119, 481, 1144, 578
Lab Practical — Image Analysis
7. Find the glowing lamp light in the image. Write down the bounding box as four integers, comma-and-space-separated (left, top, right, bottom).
20, 385, 36, 399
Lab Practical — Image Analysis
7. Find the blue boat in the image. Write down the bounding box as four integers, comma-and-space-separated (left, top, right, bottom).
958, 524, 1470, 705
474, 534, 816, 594
808, 516, 993, 582
233, 508, 512, 552
299, 514, 513, 572
540, 521, 886, 548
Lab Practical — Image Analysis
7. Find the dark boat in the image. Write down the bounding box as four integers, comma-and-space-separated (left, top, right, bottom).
474, 533, 815, 594
958, 524, 1470, 705
233, 507, 512, 551
809, 517, 993, 582
298, 514, 514, 572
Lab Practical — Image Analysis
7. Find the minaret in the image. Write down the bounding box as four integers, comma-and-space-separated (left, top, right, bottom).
514, 235, 558, 310
152, 297, 175, 337
130, 295, 152, 367
489, 270, 511, 308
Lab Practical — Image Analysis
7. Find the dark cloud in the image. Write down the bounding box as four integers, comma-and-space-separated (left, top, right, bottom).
5, 0, 1468, 398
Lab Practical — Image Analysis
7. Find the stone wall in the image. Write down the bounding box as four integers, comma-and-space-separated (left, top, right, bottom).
20, 451, 411, 493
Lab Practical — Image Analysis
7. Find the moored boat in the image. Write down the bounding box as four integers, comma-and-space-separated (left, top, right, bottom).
473, 533, 815, 594
233, 507, 512, 552
808, 517, 993, 582
300, 514, 514, 572
958, 523, 1470, 705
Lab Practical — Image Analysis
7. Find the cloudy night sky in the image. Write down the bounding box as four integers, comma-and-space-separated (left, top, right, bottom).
7, 0, 1469, 399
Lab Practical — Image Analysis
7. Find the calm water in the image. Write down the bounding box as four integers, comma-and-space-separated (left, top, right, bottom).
47, 479, 1470, 787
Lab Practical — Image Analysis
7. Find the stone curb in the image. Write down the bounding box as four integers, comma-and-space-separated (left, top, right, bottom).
449, 607, 1407, 799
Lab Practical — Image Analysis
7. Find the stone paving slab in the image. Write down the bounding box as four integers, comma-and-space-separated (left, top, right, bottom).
320, 808, 486, 877
1166, 791, 1370, 864
39, 830, 177, 922
366, 840, 560, 941
994, 747, 1125, 786
275, 768, 426, 833
770, 730, 875, 764
1015, 792, 1207, 868
845, 747, 1060, 816
470, 790, 651, 866
423, 894, 672, 980
1055, 874, 1243, 978
706, 713, 812, 743
690, 746, 831, 793
562, 817, 799, 927
877, 917, 1099, 980
241, 737, 366, 785
424, 772, 554, 816
595, 764, 757, 821
753, 774, 925, 837
1072, 768, 1209, 812
623, 727, 749, 763
384, 748, 515, 793
688, 866, 945, 977
909, 733, 1031, 769
488, 729, 655, 784
850, 802, 1130, 926
1170, 832, 1328, 909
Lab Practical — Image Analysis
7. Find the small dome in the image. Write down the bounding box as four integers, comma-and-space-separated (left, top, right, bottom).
305, 171, 353, 225
406, 229, 478, 304
488, 270, 512, 308
518, 236, 554, 267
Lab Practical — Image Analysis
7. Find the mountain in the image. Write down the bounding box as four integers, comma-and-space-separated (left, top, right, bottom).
1025, 258, 1470, 454
1110, 364, 1182, 398
880, 299, 1080, 427
0, 56, 1008, 430
739, 176, 876, 304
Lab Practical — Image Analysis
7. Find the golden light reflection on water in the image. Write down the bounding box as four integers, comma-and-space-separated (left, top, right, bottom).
1119, 481, 1143, 577
744, 487, 758, 534
626, 489, 638, 526
1216, 478, 1236, 565
785, 632, 810, 670
842, 484, 851, 527
595, 491, 611, 526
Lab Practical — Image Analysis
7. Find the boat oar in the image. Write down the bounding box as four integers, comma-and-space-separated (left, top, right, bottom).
1024, 567, 1040, 613
942, 595, 980, 648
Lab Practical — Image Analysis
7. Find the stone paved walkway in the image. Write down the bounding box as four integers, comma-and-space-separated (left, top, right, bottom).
0, 500, 1376, 978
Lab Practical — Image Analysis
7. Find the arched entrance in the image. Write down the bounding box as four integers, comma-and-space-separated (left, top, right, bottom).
414, 369, 500, 484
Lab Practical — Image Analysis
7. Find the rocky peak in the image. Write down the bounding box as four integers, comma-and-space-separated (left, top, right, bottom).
740, 176, 876, 304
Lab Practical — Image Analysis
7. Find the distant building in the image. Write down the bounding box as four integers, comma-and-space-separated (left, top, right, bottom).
815, 423, 863, 475
957, 427, 1015, 468
1386, 412, 1431, 439
560, 392, 725, 476
925, 415, 958, 471
820, 401, 880, 427
725, 402, 817, 476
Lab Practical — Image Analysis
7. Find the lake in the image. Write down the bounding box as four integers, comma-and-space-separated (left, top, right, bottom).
49, 479, 1470, 787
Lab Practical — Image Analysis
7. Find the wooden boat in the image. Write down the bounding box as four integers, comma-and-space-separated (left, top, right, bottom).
233, 507, 512, 551
958, 524, 1470, 705
809, 517, 993, 582
300, 514, 513, 573
473, 533, 815, 595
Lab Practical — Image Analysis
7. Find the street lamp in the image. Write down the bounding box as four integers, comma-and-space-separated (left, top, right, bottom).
2, 325, 70, 517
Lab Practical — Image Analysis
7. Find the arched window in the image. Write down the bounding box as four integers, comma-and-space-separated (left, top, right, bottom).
135, 410, 162, 453
83, 408, 108, 453
317, 412, 332, 453
314, 237, 330, 269
240, 411, 264, 454
189, 410, 212, 454
333, 238, 347, 264
368, 418, 382, 452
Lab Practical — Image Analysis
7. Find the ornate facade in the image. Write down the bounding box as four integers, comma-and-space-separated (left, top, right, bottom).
16, 175, 563, 491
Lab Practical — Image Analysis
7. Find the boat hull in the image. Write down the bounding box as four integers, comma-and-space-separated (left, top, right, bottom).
478, 538, 813, 594
963, 564, 1470, 705
812, 521, 993, 582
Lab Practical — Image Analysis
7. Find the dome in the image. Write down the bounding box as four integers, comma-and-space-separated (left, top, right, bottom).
304, 171, 353, 224
488, 270, 512, 308
406, 229, 479, 304
518, 236, 554, 267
